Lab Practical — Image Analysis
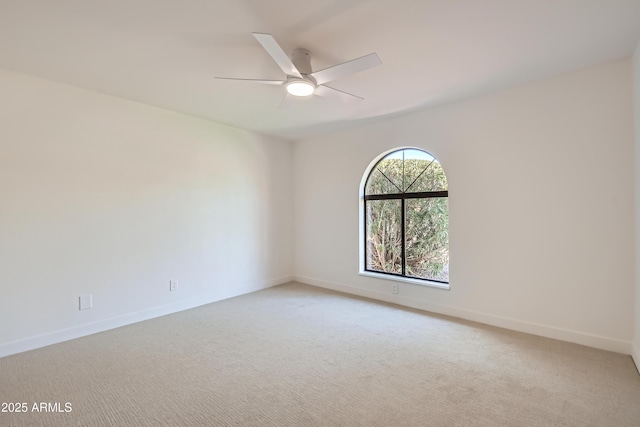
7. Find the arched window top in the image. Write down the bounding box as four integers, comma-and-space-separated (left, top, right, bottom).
365, 148, 447, 196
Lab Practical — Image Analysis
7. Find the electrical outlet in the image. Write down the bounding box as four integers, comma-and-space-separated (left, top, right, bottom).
169, 280, 178, 292
79, 294, 93, 310
392, 283, 399, 294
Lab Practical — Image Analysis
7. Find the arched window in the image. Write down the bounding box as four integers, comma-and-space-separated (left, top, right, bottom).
362, 148, 449, 285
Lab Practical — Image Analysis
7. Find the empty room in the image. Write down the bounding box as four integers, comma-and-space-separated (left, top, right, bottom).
2, 0, 640, 425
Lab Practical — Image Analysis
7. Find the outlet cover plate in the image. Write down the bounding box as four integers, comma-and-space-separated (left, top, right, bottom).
79, 294, 93, 310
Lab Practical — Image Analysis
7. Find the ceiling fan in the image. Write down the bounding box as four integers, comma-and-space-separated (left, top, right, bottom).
215, 33, 382, 107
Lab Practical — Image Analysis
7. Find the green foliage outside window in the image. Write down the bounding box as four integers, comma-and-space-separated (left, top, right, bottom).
365, 150, 449, 282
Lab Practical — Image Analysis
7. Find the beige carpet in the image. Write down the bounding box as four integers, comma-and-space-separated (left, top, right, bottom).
1, 282, 639, 426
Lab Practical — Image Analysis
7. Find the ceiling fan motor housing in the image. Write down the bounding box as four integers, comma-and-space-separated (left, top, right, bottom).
287, 48, 316, 96
291, 48, 312, 75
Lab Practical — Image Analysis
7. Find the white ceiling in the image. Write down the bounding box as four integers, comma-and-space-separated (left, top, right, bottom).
1, 0, 640, 140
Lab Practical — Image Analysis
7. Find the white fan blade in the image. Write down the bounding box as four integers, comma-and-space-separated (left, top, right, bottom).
252, 33, 303, 78
214, 77, 284, 85
310, 53, 381, 85
314, 85, 363, 104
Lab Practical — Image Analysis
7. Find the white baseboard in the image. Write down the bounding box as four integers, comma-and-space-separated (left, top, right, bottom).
0, 275, 292, 359
293, 275, 632, 355
632, 341, 640, 375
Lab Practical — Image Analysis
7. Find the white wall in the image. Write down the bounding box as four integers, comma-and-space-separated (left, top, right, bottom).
0, 68, 293, 357
293, 59, 635, 353
633, 41, 640, 368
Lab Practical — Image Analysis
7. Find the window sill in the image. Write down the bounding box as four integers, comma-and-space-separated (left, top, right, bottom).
359, 271, 450, 290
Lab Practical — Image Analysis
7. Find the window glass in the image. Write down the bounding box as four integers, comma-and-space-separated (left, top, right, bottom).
366, 199, 402, 274
402, 149, 434, 192
406, 160, 447, 193
363, 148, 449, 284
405, 197, 449, 281
365, 168, 402, 195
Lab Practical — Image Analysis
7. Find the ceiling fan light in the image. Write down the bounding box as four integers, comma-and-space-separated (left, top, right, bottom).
286, 81, 315, 97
